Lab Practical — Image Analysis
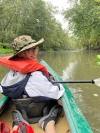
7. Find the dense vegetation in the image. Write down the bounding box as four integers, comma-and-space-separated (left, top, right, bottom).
0, 0, 100, 52
63, 0, 100, 49
0, 0, 71, 51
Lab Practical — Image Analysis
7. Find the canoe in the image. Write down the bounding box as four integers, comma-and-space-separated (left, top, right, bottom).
0, 60, 93, 133
0, 94, 9, 115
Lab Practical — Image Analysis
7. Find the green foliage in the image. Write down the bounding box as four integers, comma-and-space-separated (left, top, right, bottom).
0, 42, 13, 54
63, 0, 100, 49
0, 48, 13, 54
0, 42, 10, 49
0, 0, 70, 51
96, 55, 100, 60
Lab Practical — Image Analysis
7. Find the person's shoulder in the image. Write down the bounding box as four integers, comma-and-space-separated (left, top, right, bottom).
31, 71, 42, 75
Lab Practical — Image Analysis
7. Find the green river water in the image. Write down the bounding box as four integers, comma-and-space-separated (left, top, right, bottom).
0, 49, 100, 133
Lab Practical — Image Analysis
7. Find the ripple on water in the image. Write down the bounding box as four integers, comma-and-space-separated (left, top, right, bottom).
62, 61, 77, 80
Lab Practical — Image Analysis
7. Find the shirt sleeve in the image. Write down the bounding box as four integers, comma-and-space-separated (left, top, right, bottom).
0, 85, 3, 93
25, 71, 65, 99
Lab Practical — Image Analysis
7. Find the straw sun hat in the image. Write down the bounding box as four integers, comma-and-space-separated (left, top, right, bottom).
9, 35, 44, 59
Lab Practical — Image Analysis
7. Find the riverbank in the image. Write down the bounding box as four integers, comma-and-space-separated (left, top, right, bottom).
0, 48, 13, 54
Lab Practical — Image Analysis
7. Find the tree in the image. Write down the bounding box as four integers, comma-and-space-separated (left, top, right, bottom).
0, 0, 69, 51
63, 0, 100, 49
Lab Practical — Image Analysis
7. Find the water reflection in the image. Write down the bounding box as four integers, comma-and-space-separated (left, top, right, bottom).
62, 61, 77, 80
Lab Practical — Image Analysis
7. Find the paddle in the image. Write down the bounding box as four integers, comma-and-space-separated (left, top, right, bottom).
53, 78, 100, 87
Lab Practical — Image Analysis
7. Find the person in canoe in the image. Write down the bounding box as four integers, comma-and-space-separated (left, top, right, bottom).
0, 35, 65, 133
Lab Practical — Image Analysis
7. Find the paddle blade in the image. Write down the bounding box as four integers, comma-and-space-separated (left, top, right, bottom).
94, 78, 100, 87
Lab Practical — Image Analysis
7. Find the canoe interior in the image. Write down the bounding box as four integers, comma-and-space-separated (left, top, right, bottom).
0, 97, 70, 133
0, 60, 93, 133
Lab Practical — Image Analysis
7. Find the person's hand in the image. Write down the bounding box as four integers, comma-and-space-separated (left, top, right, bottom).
49, 74, 55, 81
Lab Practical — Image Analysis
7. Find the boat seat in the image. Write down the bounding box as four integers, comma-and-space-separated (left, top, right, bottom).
12, 97, 58, 124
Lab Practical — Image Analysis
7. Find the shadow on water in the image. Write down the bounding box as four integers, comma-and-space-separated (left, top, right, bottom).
0, 49, 100, 133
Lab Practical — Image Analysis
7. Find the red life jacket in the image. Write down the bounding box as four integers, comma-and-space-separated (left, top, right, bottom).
0, 56, 49, 77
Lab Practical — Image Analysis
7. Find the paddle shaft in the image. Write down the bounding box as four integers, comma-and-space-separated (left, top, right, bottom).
53, 80, 95, 84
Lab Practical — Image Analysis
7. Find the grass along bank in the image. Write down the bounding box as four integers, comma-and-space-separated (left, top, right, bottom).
0, 48, 13, 54
0, 42, 13, 54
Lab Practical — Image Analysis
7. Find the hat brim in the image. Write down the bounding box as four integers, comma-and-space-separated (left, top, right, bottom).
9, 38, 44, 60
